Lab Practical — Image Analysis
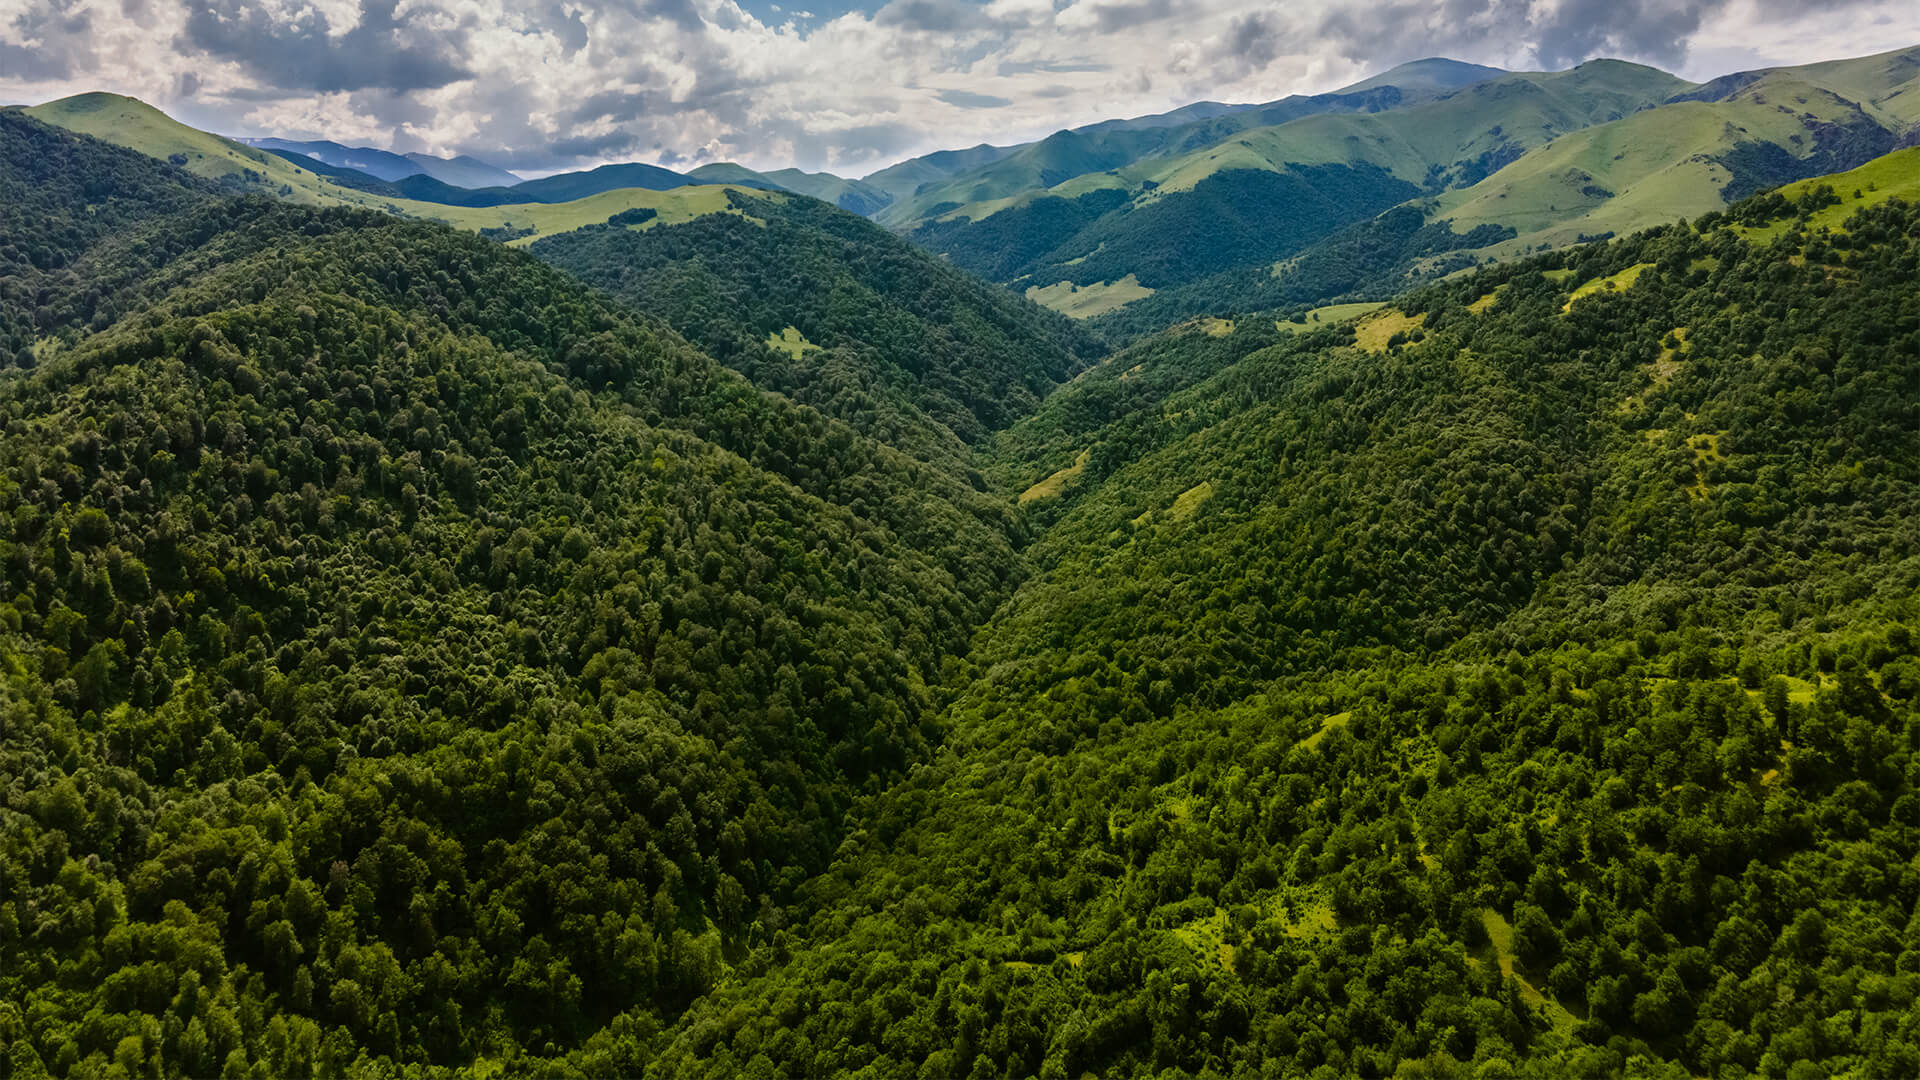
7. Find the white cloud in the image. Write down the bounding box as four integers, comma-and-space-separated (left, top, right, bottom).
0, 0, 1914, 175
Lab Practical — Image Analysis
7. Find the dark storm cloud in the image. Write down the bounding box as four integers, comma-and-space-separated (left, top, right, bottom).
177, 0, 473, 92
938, 88, 1013, 108
0, 0, 96, 81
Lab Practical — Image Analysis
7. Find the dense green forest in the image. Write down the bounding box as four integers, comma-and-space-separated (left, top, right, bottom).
911, 165, 1424, 298
531, 191, 1100, 465
1083, 206, 1515, 342
646, 189, 1920, 1078
0, 113, 1031, 1077
2, 109, 1918, 1080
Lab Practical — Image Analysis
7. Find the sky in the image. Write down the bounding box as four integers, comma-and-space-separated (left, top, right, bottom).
1, 0, 1916, 178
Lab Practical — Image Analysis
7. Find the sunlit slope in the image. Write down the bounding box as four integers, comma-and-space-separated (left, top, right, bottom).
1435, 77, 1893, 253
1068, 54, 1917, 337
1702, 42, 1920, 125
431, 184, 783, 245
1137, 59, 1690, 199
23, 92, 769, 244
923, 59, 1688, 232
879, 58, 1519, 228
1776, 144, 1920, 207
23, 92, 434, 212
905, 61, 1692, 304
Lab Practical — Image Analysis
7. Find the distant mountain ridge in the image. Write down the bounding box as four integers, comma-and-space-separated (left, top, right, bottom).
240, 135, 524, 187
25, 43, 1920, 346
892, 44, 1920, 337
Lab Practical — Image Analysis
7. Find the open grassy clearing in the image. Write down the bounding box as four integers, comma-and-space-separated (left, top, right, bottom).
1353, 308, 1425, 350
436, 185, 772, 246
1563, 261, 1654, 311
1169, 481, 1215, 520
1300, 711, 1352, 750
1274, 302, 1388, 332
1025, 274, 1155, 318
1018, 449, 1091, 504
1739, 146, 1920, 242
1478, 909, 1581, 1033
765, 326, 820, 359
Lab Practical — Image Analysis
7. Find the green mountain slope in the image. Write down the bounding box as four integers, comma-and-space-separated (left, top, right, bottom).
0, 111, 220, 366
18, 94, 784, 247
1059, 47, 1920, 338
860, 141, 1021, 204
643, 179, 1920, 1080
531, 190, 1101, 460
0, 110, 1039, 1077
874, 57, 1514, 229
1433, 73, 1900, 254
404, 151, 523, 189
506, 161, 695, 201
686, 162, 893, 215
20, 93, 451, 215
1339, 56, 1509, 94
908, 59, 1690, 313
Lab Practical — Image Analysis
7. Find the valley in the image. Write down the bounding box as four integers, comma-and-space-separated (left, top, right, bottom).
2, 32, 1918, 1080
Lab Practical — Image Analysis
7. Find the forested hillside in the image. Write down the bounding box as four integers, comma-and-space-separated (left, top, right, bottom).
531, 191, 1101, 461
643, 183, 1920, 1077
0, 113, 1032, 1077
2, 99, 1918, 1080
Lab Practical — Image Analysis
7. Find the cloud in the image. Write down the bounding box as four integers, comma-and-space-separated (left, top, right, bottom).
0, 0, 97, 80
1055, 0, 1175, 34
875, 0, 987, 33
1213, 9, 1281, 78
176, 0, 472, 92
937, 88, 1013, 108
0, 0, 1913, 176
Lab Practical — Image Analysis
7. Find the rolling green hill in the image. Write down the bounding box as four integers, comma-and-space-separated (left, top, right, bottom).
1432, 73, 1900, 255
687, 162, 893, 215
873, 58, 1520, 231
905, 59, 1691, 316
860, 141, 1021, 204
505, 161, 694, 201
17, 94, 780, 247
20, 93, 451, 215
1003, 46, 1920, 338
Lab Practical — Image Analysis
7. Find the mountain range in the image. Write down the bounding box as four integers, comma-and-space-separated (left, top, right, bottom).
5, 96, 1917, 1078
26, 45, 1918, 343
3, 28, 1918, 1080
238, 136, 526, 188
